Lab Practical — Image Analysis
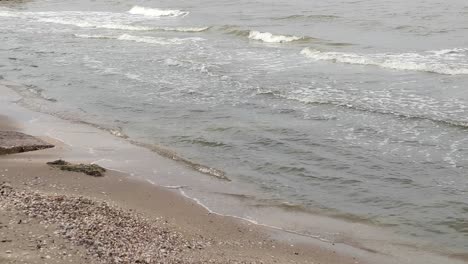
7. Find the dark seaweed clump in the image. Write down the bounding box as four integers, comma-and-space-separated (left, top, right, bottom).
47, 159, 106, 177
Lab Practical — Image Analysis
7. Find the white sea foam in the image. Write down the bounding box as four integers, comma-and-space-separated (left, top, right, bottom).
117, 34, 183, 45
248, 30, 302, 43
301, 48, 468, 75
74, 34, 113, 39
75, 33, 203, 45
0, 11, 20, 18
128, 6, 189, 17
163, 26, 209, 32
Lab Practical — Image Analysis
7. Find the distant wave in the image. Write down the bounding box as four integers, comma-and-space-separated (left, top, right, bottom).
39, 17, 209, 32
128, 6, 189, 17
0, 10, 208, 32
272, 14, 340, 21
75, 33, 204, 45
248, 31, 304, 43
301, 47, 468, 75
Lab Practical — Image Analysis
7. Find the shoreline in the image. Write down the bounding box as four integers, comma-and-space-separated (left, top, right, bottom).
0, 84, 360, 263
1, 82, 466, 263
0, 125, 360, 264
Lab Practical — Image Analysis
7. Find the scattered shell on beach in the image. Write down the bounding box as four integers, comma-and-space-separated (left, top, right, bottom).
0, 182, 210, 263
0, 182, 266, 263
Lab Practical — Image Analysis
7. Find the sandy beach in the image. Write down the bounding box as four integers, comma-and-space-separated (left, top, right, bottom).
0, 94, 363, 263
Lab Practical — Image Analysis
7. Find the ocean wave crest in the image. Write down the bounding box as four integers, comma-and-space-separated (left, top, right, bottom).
300, 48, 468, 75
128, 6, 189, 17
0, 10, 207, 32
248, 30, 303, 43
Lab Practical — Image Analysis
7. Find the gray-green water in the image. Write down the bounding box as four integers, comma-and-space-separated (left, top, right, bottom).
1, 0, 467, 258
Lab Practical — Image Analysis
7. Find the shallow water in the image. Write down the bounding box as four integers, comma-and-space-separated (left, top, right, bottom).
1, 0, 467, 257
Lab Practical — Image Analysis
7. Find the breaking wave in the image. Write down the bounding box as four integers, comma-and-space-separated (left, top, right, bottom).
220, 27, 308, 43
128, 6, 189, 17
248, 30, 304, 43
40, 17, 208, 32
0, 10, 208, 32
301, 47, 468, 75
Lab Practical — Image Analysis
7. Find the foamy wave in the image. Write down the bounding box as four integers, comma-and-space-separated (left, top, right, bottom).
41, 18, 208, 32
301, 48, 468, 75
164, 26, 209, 32
128, 6, 189, 17
0, 10, 207, 32
248, 31, 303, 43
75, 33, 203, 45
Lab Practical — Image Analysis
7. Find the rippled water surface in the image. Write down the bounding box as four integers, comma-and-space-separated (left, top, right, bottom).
1, 0, 467, 257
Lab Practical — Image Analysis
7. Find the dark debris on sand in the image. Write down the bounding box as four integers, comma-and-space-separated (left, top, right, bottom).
47, 160, 106, 177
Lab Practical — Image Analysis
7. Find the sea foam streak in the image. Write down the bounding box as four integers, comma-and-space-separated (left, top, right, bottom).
74, 34, 113, 39
75, 33, 204, 45
301, 48, 468, 75
248, 31, 303, 43
128, 6, 189, 17
117, 34, 203, 45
